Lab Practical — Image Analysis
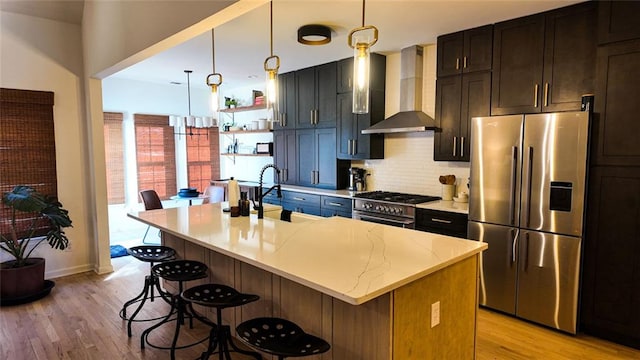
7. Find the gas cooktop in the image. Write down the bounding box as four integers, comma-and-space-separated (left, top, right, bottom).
354, 191, 441, 205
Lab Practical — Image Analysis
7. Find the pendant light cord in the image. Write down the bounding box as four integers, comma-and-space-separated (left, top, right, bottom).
186, 71, 192, 116
361, 0, 365, 27
270, 1, 274, 56
211, 29, 215, 73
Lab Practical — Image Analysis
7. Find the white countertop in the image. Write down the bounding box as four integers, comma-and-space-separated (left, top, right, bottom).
417, 200, 469, 214
128, 203, 485, 305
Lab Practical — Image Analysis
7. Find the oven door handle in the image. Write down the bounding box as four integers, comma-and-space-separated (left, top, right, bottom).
355, 214, 415, 227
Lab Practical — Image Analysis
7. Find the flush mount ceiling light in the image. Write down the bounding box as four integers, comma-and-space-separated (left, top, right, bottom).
297, 24, 332, 45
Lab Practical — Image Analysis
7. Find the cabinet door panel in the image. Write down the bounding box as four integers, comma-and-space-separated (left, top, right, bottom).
275, 71, 296, 130
598, 1, 640, 45
315, 128, 337, 189
593, 39, 640, 167
337, 58, 353, 93
295, 129, 315, 186
315, 62, 337, 128
434, 76, 461, 161
491, 15, 544, 115
296, 67, 316, 129
463, 25, 493, 73
543, 2, 596, 112
337, 93, 354, 159
581, 166, 640, 348
460, 72, 491, 161
437, 32, 463, 77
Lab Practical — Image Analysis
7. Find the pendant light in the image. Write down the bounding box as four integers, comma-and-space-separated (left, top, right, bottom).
206, 28, 222, 116
348, 0, 378, 114
264, 1, 280, 122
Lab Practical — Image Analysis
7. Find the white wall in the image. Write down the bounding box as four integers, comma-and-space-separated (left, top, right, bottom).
0, 12, 93, 278
353, 45, 471, 197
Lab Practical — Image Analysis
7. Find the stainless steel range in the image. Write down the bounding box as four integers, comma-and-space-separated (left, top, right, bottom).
352, 191, 441, 229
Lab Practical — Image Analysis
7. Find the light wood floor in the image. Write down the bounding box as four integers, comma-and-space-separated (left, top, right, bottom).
1, 256, 639, 360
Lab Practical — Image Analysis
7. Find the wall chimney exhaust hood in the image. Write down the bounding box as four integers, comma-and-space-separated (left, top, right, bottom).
361, 45, 437, 134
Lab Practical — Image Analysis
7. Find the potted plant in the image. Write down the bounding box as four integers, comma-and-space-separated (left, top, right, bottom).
0, 185, 72, 303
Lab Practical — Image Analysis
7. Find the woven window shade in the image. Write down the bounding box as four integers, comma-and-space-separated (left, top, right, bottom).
186, 127, 220, 193
134, 114, 176, 200
0, 88, 57, 239
103, 112, 125, 204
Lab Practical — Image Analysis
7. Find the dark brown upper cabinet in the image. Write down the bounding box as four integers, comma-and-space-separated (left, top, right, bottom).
437, 25, 493, 77
295, 62, 337, 129
491, 2, 596, 115
434, 72, 491, 162
592, 39, 640, 167
598, 0, 640, 45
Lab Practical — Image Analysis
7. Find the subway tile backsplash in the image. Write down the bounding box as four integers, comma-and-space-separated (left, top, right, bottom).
353, 132, 470, 197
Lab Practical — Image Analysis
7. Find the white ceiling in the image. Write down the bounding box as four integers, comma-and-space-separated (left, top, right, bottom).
1, 0, 581, 90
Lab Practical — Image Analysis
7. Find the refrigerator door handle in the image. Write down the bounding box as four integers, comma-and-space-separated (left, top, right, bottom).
511, 229, 519, 264
523, 232, 530, 272
525, 146, 534, 228
509, 146, 518, 225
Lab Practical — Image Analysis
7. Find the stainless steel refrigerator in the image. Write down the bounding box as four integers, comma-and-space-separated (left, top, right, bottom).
468, 111, 590, 334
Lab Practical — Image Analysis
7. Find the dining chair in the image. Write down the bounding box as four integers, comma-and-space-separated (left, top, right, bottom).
202, 186, 225, 204
139, 190, 163, 244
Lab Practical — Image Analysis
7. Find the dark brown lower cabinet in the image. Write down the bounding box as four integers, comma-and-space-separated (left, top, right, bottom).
581, 166, 640, 349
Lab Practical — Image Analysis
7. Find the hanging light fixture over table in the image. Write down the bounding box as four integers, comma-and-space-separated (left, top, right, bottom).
348, 0, 378, 114
169, 70, 215, 137
264, 0, 280, 122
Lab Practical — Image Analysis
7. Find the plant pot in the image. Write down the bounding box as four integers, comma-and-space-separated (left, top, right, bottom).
0, 257, 46, 299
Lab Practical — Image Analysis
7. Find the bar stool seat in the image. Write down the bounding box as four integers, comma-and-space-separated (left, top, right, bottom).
140, 260, 209, 360
236, 317, 330, 360
119, 245, 176, 337
181, 284, 261, 360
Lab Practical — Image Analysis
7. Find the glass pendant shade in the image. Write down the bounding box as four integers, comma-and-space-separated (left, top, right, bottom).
210, 84, 220, 113
353, 42, 371, 114
265, 68, 279, 121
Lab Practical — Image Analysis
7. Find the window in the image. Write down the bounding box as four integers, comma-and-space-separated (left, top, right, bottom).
0, 88, 57, 238
134, 114, 176, 200
103, 112, 125, 204
186, 128, 220, 193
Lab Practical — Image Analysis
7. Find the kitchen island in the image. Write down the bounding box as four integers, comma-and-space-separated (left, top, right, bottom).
128, 203, 486, 359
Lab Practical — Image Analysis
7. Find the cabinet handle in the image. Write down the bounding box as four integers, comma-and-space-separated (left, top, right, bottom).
460, 137, 465, 157
431, 218, 452, 224
283, 168, 288, 182
348, 139, 352, 155
282, 113, 287, 127
328, 202, 343, 207
293, 197, 305, 201
453, 136, 457, 157
310, 110, 314, 125
316, 110, 319, 125
533, 84, 539, 107
456, 58, 460, 70
310, 171, 315, 184
463, 56, 468, 69
315, 170, 319, 184
544, 83, 549, 107
348, 77, 352, 89
353, 139, 357, 155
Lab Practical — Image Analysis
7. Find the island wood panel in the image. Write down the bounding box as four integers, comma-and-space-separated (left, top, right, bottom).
209, 249, 237, 328
332, 294, 392, 359
393, 255, 478, 359
237, 262, 275, 324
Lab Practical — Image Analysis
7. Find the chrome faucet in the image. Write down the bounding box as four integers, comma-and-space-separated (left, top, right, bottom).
255, 164, 282, 219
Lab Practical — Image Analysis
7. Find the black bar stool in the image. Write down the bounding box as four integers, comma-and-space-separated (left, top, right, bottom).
119, 245, 176, 337
140, 259, 209, 360
236, 317, 330, 360
181, 283, 261, 360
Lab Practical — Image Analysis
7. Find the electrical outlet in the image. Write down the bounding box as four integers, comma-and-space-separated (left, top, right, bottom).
431, 301, 440, 328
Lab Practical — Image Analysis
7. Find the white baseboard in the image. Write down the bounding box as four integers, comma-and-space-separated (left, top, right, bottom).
46, 263, 98, 279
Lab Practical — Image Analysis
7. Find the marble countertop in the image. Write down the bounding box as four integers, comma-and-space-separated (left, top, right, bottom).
416, 200, 469, 214
128, 203, 485, 305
